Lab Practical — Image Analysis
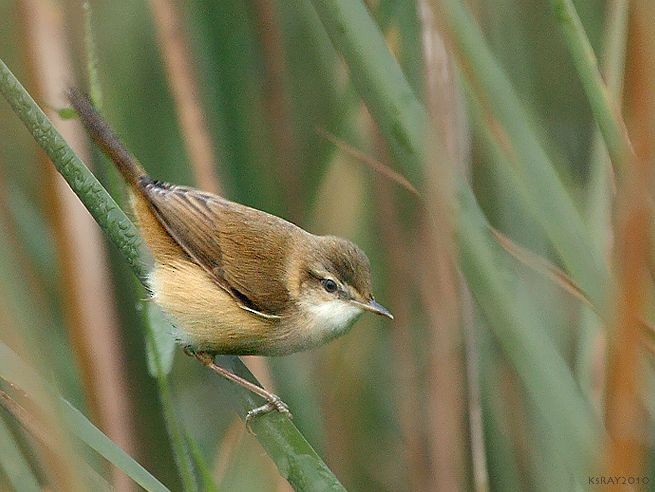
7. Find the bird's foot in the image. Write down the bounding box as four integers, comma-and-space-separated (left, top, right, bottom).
245, 394, 292, 434
186, 348, 293, 432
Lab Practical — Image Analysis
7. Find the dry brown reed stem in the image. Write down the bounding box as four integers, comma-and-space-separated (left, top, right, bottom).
603, 1, 654, 477
316, 119, 419, 487
459, 286, 489, 492
148, 0, 222, 195
0, 387, 73, 487
0, 388, 54, 456
252, 0, 303, 222
0, 387, 111, 489
317, 127, 421, 198
20, 2, 135, 489
490, 227, 594, 310
0, 318, 82, 488
372, 165, 428, 492
309, 145, 366, 483
419, 1, 472, 490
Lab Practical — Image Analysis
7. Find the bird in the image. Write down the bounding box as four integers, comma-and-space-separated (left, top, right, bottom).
67, 88, 393, 423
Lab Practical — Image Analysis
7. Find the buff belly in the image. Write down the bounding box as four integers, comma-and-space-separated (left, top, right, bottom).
148, 259, 277, 354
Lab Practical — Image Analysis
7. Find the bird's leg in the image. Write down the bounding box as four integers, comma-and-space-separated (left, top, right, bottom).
185, 347, 292, 427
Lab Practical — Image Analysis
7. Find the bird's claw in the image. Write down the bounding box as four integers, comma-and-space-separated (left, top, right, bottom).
184, 347, 293, 433
245, 395, 292, 434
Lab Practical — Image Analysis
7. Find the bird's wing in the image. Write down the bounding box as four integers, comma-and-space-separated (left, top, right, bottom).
141, 180, 296, 317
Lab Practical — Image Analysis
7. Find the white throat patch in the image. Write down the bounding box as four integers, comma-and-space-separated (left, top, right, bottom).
306, 299, 363, 339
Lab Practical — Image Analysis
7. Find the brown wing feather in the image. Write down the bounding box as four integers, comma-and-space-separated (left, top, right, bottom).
141, 180, 299, 316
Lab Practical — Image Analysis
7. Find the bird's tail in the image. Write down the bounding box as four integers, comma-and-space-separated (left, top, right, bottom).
67, 87, 147, 190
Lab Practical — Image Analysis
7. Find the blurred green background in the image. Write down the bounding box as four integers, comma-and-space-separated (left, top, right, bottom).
1, 0, 654, 490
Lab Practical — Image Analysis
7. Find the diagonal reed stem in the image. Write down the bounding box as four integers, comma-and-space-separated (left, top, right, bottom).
549, 0, 634, 175
0, 59, 151, 282
0, 57, 345, 491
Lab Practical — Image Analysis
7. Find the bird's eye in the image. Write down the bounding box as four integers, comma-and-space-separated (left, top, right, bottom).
321, 278, 338, 293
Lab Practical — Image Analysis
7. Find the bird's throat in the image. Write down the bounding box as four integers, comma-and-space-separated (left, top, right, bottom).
302, 299, 363, 343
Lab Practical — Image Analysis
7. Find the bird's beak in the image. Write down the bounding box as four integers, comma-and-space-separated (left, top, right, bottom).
355, 298, 394, 320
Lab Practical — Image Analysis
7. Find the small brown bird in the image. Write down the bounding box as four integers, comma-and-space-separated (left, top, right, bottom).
67, 89, 392, 422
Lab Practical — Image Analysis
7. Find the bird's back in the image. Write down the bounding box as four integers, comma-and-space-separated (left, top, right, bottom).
136, 181, 306, 316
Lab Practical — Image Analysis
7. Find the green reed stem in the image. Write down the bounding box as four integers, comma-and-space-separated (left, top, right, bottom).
0, 57, 345, 491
